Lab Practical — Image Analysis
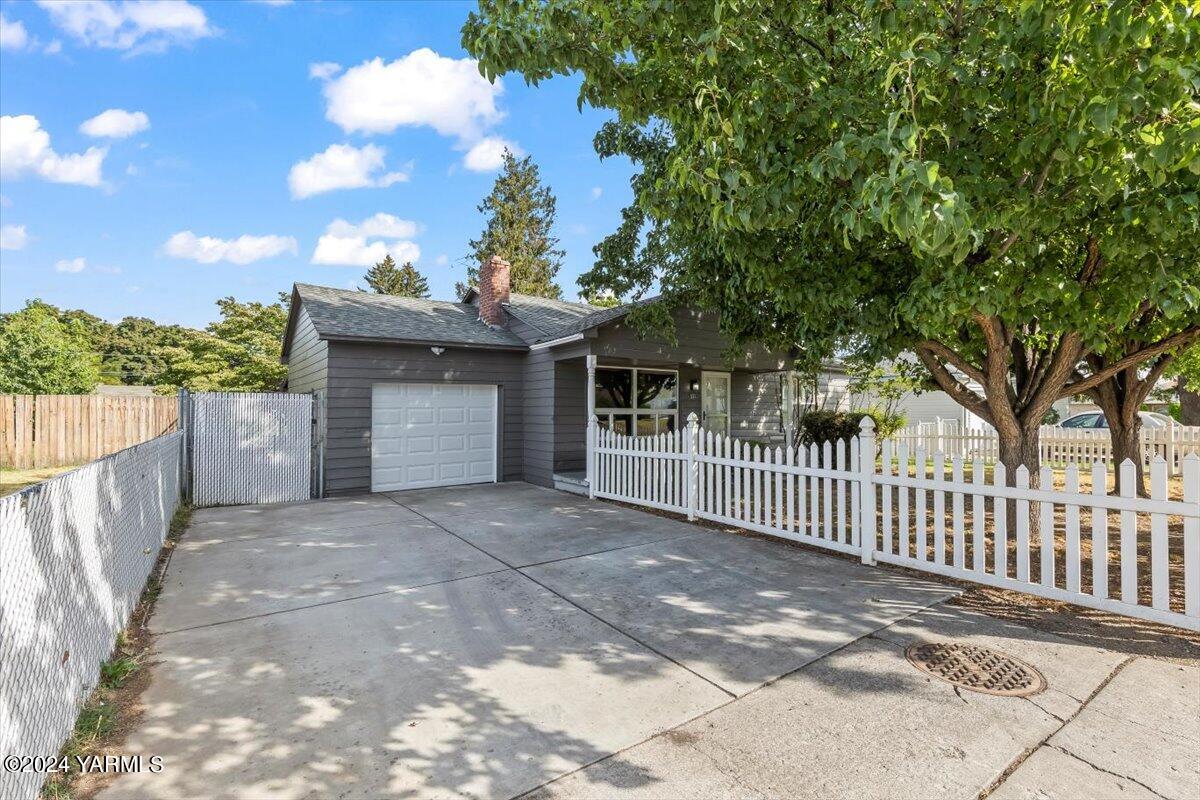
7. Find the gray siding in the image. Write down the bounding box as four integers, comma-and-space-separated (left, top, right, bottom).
731, 370, 785, 444
511, 315, 556, 487
286, 304, 328, 393
521, 348, 556, 487
553, 360, 586, 473
323, 341, 525, 496
590, 308, 786, 371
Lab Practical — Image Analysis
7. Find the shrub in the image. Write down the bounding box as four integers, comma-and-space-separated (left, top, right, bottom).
797, 410, 863, 448
797, 409, 903, 461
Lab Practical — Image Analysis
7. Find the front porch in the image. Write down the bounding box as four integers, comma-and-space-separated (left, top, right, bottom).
548, 354, 796, 494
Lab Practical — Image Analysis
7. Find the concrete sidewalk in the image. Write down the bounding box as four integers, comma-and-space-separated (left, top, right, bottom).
100, 483, 1199, 800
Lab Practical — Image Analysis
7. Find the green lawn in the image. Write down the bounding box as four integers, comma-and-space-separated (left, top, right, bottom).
0, 465, 78, 498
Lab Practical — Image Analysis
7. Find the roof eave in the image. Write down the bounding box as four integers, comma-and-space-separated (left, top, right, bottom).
318, 332, 528, 352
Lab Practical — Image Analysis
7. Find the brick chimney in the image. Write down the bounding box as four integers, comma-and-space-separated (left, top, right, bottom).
478, 255, 511, 328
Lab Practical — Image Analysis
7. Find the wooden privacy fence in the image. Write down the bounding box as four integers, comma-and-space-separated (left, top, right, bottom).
889, 421, 1200, 476
0, 395, 179, 470
590, 414, 1200, 632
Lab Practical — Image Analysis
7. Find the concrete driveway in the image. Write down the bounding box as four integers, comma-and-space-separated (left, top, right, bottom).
102, 482, 1199, 800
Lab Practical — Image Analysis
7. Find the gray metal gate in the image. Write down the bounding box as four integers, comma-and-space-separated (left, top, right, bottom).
187, 391, 313, 506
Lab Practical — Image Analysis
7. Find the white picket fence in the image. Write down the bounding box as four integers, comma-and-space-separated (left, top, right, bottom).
590, 414, 1200, 632
890, 420, 1200, 476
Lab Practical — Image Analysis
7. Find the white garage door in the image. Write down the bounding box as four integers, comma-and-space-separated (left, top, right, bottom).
371, 383, 498, 492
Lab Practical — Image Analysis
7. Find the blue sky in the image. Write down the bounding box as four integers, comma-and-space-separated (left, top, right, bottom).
0, 0, 632, 327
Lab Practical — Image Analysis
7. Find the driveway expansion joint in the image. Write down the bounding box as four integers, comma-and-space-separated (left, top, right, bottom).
155, 565, 511, 636
384, 493, 740, 700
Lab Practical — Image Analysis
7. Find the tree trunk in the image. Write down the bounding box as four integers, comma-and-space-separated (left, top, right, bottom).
1106, 414, 1144, 496
1089, 375, 1147, 496
1181, 378, 1200, 426
996, 424, 1043, 539
996, 425, 1042, 483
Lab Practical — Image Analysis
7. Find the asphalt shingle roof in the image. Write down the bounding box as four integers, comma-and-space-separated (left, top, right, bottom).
295, 284, 527, 348
507, 294, 660, 344
503, 294, 597, 338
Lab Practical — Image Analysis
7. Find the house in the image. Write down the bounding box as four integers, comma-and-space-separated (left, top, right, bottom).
281, 256, 795, 496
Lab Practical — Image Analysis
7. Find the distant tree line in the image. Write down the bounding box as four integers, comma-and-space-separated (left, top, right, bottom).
0, 295, 291, 395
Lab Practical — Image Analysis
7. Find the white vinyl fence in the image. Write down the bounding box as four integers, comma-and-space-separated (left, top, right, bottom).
591, 415, 1200, 632
890, 420, 1200, 476
0, 432, 183, 800
187, 391, 313, 507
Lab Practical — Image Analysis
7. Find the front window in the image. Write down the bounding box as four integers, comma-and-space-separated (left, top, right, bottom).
595, 367, 678, 435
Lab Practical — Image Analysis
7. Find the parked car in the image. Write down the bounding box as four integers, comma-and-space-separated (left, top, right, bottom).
1059, 411, 1173, 429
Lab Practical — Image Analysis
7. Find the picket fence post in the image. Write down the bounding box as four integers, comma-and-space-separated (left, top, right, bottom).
859, 416, 876, 564
686, 412, 699, 520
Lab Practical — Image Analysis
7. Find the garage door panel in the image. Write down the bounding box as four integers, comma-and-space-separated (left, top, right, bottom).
438, 434, 466, 452
372, 383, 498, 492
407, 436, 435, 454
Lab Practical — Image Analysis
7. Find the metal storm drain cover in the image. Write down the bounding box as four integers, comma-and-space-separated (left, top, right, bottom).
906, 641, 1046, 697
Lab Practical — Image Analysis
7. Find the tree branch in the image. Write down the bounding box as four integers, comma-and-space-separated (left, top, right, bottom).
914, 345, 992, 422
916, 338, 987, 387
1062, 327, 1200, 397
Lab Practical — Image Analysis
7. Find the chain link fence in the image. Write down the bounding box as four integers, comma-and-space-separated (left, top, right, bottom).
0, 432, 182, 800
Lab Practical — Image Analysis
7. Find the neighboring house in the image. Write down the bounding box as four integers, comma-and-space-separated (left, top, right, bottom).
281, 256, 794, 496
850, 359, 1070, 430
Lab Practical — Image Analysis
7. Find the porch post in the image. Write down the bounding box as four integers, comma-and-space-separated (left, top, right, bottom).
586, 354, 597, 498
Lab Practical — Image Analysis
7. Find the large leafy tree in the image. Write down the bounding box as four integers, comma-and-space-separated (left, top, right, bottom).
159, 295, 289, 391
0, 300, 101, 394
460, 149, 565, 299
465, 0, 1200, 485
362, 254, 431, 298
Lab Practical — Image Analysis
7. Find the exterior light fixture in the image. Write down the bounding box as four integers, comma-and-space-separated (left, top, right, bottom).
430, 347, 445, 356
689, 379, 700, 391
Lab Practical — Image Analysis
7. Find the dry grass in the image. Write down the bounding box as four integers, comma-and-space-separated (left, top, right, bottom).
0, 465, 78, 497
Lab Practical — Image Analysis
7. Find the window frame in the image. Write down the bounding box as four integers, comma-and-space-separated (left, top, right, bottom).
594, 365, 679, 436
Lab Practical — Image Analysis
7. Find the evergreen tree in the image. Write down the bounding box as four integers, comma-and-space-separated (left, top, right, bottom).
362, 255, 431, 298
460, 150, 564, 299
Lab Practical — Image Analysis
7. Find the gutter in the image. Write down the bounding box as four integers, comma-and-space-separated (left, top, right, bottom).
529, 333, 585, 351
320, 333, 529, 352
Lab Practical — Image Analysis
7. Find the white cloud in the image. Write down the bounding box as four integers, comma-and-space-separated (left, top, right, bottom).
1, 115, 107, 186
36, 0, 214, 54
591, 186, 603, 200
55, 257, 87, 273
311, 215, 421, 267
80, 108, 150, 138
320, 49, 504, 140
435, 254, 449, 267
288, 143, 409, 199
0, 224, 29, 250
463, 136, 522, 173
326, 213, 420, 240
164, 231, 297, 264
308, 61, 341, 80
252, 0, 293, 5
44, 39, 62, 54
0, 13, 29, 49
